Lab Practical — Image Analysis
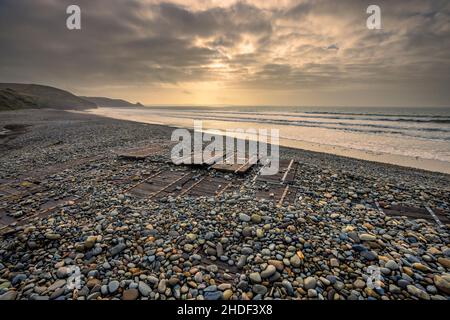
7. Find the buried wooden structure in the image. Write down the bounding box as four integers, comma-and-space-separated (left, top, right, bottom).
251, 158, 300, 205
255, 184, 299, 206
127, 170, 240, 199
376, 201, 449, 227
0, 154, 108, 233
255, 159, 298, 184
211, 154, 258, 174
0, 196, 79, 235
113, 145, 166, 160
127, 157, 299, 201
174, 150, 258, 175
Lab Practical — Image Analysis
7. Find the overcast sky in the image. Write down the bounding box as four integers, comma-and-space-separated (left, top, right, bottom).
0, 0, 449, 107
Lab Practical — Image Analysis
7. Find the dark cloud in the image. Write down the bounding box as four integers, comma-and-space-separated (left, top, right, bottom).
0, 0, 449, 106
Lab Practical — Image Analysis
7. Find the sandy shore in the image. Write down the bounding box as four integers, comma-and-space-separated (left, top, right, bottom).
0, 109, 449, 301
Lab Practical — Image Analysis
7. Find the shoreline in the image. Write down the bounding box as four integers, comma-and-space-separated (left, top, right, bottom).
80, 108, 450, 175
0, 108, 449, 301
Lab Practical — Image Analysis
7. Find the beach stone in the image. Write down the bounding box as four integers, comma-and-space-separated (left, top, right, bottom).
361, 250, 378, 261
206, 264, 218, 273
385, 260, 399, 270
261, 265, 276, 278
282, 280, 294, 296
304, 277, 317, 290
353, 279, 366, 289
194, 272, 203, 283
101, 285, 108, 295
359, 234, 376, 241
48, 280, 66, 291
45, 232, 61, 240
268, 260, 284, 271
426, 285, 437, 294
236, 255, 247, 269
433, 274, 450, 294
205, 291, 223, 300
307, 289, 318, 298
249, 272, 262, 283
251, 214, 262, 223
252, 284, 267, 295
147, 276, 159, 285
108, 280, 120, 294
389, 284, 401, 294
138, 281, 151, 296
84, 236, 97, 249
413, 263, 430, 272
319, 277, 331, 286
256, 229, 264, 238
186, 233, 197, 241
330, 258, 339, 267
12, 274, 27, 285
0, 291, 17, 300
122, 289, 139, 300
223, 289, 233, 300
50, 287, 65, 300
239, 213, 251, 222
352, 244, 368, 252
437, 258, 450, 269
218, 283, 232, 291
216, 243, 224, 256
443, 248, 450, 257
56, 267, 69, 278
242, 227, 252, 237
407, 285, 430, 300
290, 254, 302, 268
110, 243, 126, 256
158, 280, 167, 293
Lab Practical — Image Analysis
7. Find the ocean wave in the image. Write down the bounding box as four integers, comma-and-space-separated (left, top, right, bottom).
182, 110, 450, 124
168, 113, 450, 133
163, 113, 450, 142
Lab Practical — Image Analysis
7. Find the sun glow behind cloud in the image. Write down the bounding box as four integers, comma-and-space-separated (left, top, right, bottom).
0, 0, 449, 106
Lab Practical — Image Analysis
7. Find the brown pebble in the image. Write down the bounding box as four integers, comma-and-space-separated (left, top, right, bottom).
122, 288, 139, 300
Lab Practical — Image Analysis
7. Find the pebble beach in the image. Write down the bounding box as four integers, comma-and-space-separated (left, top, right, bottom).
0, 109, 449, 301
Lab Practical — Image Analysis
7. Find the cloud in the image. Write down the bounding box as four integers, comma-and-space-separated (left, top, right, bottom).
0, 0, 449, 106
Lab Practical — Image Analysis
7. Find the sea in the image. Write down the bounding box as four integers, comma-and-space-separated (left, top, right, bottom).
86, 106, 450, 171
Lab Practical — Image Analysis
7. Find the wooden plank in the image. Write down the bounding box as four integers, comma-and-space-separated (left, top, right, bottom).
114, 146, 163, 159
124, 171, 162, 193
379, 202, 450, 226
212, 155, 256, 174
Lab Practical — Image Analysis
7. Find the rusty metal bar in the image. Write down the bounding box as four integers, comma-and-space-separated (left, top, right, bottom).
425, 205, 444, 228
281, 159, 294, 184
216, 181, 233, 197
278, 185, 290, 206
123, 171, 162, 194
